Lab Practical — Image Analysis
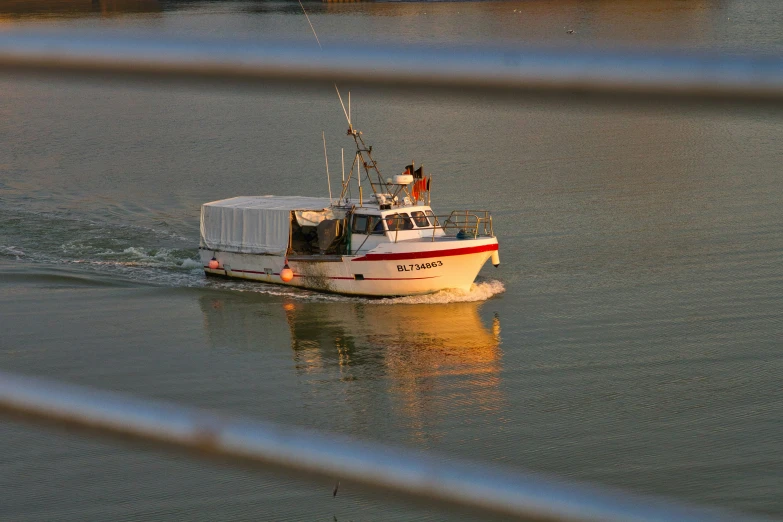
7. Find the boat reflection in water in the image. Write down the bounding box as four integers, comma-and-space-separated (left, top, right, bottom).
199, 293, 504, 443
283, 300, 501, 369
287, 300, 505, 443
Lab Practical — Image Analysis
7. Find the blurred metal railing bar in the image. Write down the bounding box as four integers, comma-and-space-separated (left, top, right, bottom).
0, 370, 761, 522
0, 30, 783, 107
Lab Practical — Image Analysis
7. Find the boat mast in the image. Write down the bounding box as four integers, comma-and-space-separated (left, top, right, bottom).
298, 0, 406, 206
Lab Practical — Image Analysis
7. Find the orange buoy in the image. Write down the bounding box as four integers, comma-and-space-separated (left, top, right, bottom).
208, 257, 219, 269
280, 263, 294, 282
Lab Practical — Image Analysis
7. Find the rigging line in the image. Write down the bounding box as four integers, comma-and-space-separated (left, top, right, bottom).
322, 131, 332, 203
340, 149, 358, 201
297, 0, 351, 126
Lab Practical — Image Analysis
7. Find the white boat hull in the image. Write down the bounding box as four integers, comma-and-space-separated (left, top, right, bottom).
201, 237, 499, 297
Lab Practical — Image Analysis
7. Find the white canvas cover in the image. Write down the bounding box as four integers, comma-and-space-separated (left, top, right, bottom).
294, 207, 349, 227
295, 209, 333, 227
200, 196, 334, 255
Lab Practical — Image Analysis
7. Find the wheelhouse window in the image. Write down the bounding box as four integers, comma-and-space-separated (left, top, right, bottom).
411, 211, 430, 228
354, 214, 383, 235
352, 214, 369, 234
370, 216, 385, 234
385, 213, 414, 231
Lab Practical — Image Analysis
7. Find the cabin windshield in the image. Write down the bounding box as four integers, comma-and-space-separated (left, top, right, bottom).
371, 217, 385, 234
410, 211, 431, 227
352, 214, 383, 235
353, 214, 369, 234
386, 212, 414, 231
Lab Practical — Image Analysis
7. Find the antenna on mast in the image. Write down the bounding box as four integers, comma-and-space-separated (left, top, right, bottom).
298, 0, 322, 50
335, 86, 351, 127
322, 131, 332, 203
298, 0, 390, 201
297, 0, 351, 128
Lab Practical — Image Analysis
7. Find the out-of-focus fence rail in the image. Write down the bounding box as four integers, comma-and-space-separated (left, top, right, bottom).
0, 30, 783, 107
0, 370, 769, 522
0, 29, 778, 521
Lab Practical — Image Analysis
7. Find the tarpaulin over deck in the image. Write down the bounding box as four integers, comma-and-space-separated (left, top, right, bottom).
200, 196, 334, 255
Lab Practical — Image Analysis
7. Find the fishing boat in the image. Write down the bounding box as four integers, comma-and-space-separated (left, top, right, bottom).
199, 121, 499, 297
199, 2, 497, 297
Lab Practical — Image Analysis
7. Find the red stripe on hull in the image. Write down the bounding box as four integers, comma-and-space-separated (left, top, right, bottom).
351, 242, 498, 262
204, 267, 438, 281
326, 276, 439, 281
204, 267, 275, 276
235, 268, 268, 275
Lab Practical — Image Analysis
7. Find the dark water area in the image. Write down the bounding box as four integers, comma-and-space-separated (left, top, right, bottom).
1, 1, 782, 520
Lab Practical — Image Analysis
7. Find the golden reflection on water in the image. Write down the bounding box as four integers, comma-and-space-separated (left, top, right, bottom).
282, 300, 501, 369
199, 294, 505, 441
282, 299, 505, 441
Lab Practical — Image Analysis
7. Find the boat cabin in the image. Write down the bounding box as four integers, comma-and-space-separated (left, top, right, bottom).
349, 205, 444, 255
200, 196, 447, 260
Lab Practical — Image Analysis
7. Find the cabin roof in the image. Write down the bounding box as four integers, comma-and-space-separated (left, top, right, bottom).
204, 196, 432, 215
354, 204, 431, 214
204, 195, 334, 212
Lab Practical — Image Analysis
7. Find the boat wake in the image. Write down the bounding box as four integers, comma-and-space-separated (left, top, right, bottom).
0, 207, 203, 287
1, 207, 504, 304
207, 277, 505, 304
379, 280, 505, 305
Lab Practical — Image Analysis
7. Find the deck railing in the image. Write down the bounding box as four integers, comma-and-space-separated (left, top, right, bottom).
381, 211, 494, 243
442, 210, 495, 239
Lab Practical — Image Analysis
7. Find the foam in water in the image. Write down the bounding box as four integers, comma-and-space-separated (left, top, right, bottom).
118, 246, 177, 263
0, 245, 25, 259
179, 258, 202, 269
378, 280, 506, 305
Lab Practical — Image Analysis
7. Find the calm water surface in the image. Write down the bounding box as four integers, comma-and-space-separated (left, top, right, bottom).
0, 1, 781, 520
